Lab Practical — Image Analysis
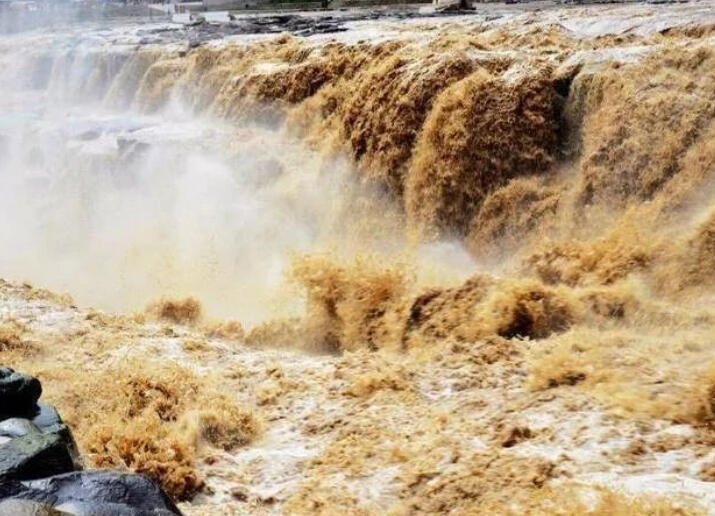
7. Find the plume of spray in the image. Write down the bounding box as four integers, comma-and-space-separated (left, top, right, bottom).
0, 37, 477, 328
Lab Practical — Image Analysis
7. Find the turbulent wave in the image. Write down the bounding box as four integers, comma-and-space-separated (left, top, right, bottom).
0, 9, 714, 512
2, 13, 714, 367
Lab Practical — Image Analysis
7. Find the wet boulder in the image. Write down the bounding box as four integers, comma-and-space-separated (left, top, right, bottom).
0, 426, 78, 482
0, 418, 38, 439
27, 403, 62, 432
0, 499, 69, 515
0, 369, 181, 514
1, 370, 82, 482
0, 367, 42, 414
1, 471, 182, 516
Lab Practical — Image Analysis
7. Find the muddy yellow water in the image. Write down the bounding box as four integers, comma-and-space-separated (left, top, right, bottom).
1, 2, 714, 514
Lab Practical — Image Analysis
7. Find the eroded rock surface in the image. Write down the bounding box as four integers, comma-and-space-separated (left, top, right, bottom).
1, 471, 182, 516
0, 367, 41, 414
0, 368, 182, 515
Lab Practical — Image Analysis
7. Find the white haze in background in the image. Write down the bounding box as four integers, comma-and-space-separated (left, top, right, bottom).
0, 30, 476, 325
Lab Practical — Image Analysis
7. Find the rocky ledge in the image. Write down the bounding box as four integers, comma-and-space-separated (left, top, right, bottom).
0, 367, 182, 516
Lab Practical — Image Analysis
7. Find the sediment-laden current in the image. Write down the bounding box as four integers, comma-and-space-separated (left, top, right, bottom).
1, 2, 714, 514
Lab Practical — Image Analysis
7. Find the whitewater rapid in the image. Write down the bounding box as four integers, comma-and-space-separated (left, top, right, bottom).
0, 25, 475, 324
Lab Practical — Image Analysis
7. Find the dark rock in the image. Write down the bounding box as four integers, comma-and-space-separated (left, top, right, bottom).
56, 501, 178, 515
0, 368, 42, 414
28, 403, 62, 433
0, 431, 78, 482
1, 471, 182, 515
0, 418, 39, 439
2, 402, 62, 430
0, 371, 176, 514
0, 401, 83, 477
0, 499, 69, 516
